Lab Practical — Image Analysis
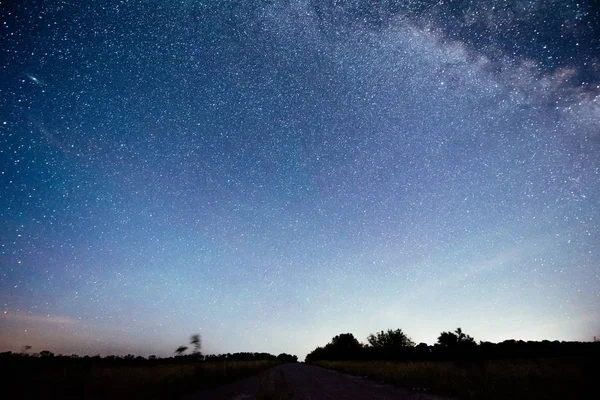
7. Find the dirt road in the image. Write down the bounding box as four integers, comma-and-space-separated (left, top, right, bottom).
182, 363, 454, 400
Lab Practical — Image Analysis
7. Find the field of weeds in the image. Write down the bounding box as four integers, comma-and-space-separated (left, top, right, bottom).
2, 359, 279, 400
314, 358, 596, 400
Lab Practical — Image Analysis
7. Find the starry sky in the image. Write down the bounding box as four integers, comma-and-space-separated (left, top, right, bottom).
1, 0, 599, 359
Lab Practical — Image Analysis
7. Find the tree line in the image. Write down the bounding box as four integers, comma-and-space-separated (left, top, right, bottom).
0, 333, 298, 366
0, 350, 298, 367
172, 333, 297, 362
305, 327, 600, 362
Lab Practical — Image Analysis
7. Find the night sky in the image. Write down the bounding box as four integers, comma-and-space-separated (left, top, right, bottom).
1, 1, 599, 359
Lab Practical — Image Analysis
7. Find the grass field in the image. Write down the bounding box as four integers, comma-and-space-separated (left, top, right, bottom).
313, 358, 596, 400
3, 359, 280, 400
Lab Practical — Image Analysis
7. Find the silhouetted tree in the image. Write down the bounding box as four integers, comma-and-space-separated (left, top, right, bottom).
414, 342, 431, 359
276, 353, 298, 362
39, 350, 54, 358
305, 346, 326, 362
327, 333, 364, 360
175, 346, 188, 356
435, 327, 477, 361
437, 327, 475, 347
367, 329, 415, 348
366, 329, 415, 360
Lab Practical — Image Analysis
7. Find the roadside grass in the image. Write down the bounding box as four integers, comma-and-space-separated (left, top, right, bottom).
3, 359, 280, 400
313, 358, 595, 400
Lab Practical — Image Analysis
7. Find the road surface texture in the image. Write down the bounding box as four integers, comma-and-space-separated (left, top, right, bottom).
183, 363, 455, 400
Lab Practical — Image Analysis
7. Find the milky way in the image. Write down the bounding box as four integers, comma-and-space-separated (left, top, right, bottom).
1, 1, 599, 358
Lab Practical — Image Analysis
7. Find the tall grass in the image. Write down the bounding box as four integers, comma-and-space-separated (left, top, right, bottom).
5, 360, 280, 400
314, 358, 595, 400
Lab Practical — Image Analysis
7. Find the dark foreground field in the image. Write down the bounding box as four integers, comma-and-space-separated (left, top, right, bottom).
3, 357, 596, 399
313, 358, 597, 400
1, 358, 279, 400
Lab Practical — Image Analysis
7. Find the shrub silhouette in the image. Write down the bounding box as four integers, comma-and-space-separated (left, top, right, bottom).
437, 327, 475, 347
276, 353, 298, 362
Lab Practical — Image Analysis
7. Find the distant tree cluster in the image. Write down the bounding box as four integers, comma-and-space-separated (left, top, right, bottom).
305, 327, 600, 362
367, 329, 416, 359
276, 353, 299, 362
204, 352, 297, 362
0, 351, 162, 367
171, 333, 297, 363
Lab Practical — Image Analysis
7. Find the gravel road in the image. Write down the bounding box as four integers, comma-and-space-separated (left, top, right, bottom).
182, 363, 455, 400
